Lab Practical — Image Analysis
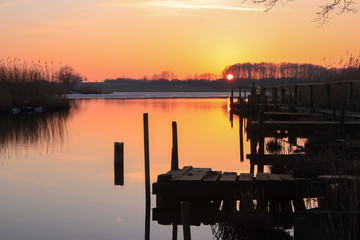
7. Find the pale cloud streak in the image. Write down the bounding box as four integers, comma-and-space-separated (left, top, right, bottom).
105, 0, 263, 14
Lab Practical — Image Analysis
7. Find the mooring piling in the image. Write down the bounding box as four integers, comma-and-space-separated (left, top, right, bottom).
143, 113, 151, 240
172, 224, 178, 240
114, 142, 124, 186
239, 117, 244, 162
171, 121, 179, 170
341, 99, 345, 125
181, 201, 191, 240
230, 90, 234, 111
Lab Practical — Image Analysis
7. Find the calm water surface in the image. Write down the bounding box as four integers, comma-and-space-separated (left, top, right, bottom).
0, 98, 251, 240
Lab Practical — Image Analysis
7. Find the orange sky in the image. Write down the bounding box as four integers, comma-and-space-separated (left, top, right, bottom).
1, 0, 359, 81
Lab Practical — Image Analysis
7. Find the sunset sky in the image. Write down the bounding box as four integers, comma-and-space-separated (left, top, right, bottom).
1, 0, 359, 81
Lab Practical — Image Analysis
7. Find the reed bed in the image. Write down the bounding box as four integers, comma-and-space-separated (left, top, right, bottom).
0, 58, 71, 113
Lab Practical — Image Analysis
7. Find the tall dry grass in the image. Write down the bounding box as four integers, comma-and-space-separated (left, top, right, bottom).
0, 58, 69, 113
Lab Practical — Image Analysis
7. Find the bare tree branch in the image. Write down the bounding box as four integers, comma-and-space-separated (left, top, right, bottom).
244, 0, 357, 25
315, 0, 357, 26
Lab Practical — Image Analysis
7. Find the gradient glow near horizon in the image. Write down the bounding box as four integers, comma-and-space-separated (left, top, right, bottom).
1, 0, 359, 81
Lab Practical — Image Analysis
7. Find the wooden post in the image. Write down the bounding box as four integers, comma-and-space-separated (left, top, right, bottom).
273, 87, 278, 112
327, 84, 331, 109
257, 110, 264, 173
340, 98, 345, 125
239, 98, 244, 115
250, 125, 257, 174
294, 86, 298, 106
114, 142, 124, 186
171, 121, 179, 170
172, 224, 178, 240
288, 91, 295, 112
260, 87, 266, 111
230, 90, 234, 111
238, 87, 242, 102
240, 117, 244, 162
293, 198, 306, 211
348, 82, 353, 110
251, 83, 256, 119
145, 200, 150, 240
309, 85, 314, 112
181, 201, 191, 240
281, 87, 286, 104
143, 113, 151, 240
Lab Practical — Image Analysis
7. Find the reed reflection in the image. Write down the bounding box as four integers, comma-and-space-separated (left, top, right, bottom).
0, 110, 69, 155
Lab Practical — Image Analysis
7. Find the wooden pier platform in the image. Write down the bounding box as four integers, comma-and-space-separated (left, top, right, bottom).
153, 166, 318, 226
153, 166, 312, 197
153, 167, 359, 227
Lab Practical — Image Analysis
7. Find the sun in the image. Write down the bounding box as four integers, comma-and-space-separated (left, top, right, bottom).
226, 74, 234, 81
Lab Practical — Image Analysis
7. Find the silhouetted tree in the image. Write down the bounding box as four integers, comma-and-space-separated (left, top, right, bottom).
56, 65, 84, 90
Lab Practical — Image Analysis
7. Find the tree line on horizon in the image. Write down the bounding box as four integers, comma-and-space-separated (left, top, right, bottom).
105, 59, 360, 85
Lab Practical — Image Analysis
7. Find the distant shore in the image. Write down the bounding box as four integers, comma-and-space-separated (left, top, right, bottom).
67, 91, 231, 99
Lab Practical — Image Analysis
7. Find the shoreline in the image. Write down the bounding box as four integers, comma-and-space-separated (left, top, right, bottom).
66, 91, 231, 100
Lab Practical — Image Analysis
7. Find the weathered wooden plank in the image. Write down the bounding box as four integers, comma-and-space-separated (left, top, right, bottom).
203, 171, 222, 182
256, 172, 269, 181
247, 154, 305, 165
238, 173, 254, 182
269, 174, 282, 181
264, 112, 322, 116
317, 175, 360, 181
166, 166, 192, 180
178, 168, 211, 181
280, 174, 294, 181
219, 172, 238, 182
264, 120, 360, 126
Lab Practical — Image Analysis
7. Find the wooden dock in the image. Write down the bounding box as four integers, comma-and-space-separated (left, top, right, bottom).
230, 80, 360, 121
153, 166, 312, 196
153, 166, 320, 227
153, 167, 359, 229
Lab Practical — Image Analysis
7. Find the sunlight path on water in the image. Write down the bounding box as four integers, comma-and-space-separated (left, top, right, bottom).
0, 98, 250, 239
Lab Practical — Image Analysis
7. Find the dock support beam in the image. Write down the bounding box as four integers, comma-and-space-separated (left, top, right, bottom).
181, 201, 191, 240
238, 87, 242, 101
288, 91, 295, 112
257, 110, 265, 173
281, 87, 286, 104
260, 87, 266, 110
240, 117, 244, 162
294, 86, 298, 106
309, 85, 314, 112
273, 87, 278, 112
348, 82, 353, 110
341, 99, 345, 125
327, 84, 331, 109
172, 224, 178, 240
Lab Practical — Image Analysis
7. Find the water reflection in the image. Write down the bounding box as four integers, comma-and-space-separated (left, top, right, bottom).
0, 110, 69, 156
0, 98, 248, 240
152, 108, 359, 240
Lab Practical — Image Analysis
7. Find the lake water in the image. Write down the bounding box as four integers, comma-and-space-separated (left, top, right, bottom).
0, 97, 251, 240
